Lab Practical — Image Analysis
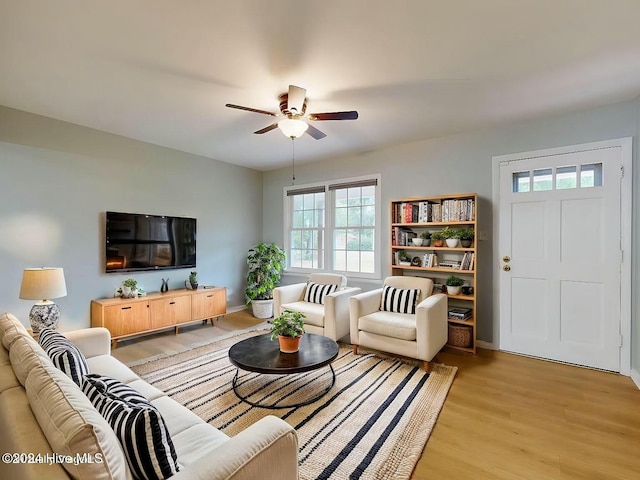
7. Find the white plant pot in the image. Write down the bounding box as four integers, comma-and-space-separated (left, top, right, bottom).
251, 299, 274, 319
446, 286, 462, 296
446, 238, 459, 248
411, 238, 424, 246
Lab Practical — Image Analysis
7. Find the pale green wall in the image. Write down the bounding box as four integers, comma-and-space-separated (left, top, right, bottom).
263, 98, 639, 377
0, 106, 263, 330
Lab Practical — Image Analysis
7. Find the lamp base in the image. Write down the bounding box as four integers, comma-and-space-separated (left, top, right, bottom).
29, 302, 60, 333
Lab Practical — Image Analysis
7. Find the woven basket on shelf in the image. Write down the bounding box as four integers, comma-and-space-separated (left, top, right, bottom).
448, 324, 473, 347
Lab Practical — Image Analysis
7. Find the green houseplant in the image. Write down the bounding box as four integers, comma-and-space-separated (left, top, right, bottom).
445, 275, 465, 295
270, 310, 306, 353
119, 278, 138, 298
430, 230, 446, 247
189, 271, 198, 289
441, 226, 460, 247
459, 227, 475, 248
245, 243, 286, 318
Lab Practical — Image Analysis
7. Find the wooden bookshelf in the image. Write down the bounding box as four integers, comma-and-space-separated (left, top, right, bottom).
391, 193, 478, 353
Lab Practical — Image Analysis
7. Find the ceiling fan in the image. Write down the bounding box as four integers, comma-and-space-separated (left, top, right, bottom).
225, 85, 358, 140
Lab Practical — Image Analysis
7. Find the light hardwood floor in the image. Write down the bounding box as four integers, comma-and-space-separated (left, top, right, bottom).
112, 310, 640, 480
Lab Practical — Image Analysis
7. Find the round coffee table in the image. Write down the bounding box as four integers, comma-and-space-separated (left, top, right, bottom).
228, 333, 339, 409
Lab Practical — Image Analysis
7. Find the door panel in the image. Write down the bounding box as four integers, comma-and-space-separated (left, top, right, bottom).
499, 147, 622, 371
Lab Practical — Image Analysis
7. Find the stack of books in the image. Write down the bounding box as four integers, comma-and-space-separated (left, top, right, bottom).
448, 308, 472, 321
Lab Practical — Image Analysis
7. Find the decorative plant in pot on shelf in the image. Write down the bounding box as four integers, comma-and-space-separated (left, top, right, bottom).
420, 230, 432, 247
245, 243, 286, 319
459, 227, 475, 248
445, 275, 465, 295
431, 230, 446, 248
270, 310, 306, 353
441, 226, 460, 248
398, 250, 412, 265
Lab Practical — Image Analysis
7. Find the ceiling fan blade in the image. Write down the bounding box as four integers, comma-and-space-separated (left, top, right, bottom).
308, 111, 359, 121
305, 124, 327, 140
225, 104, 278, 117
287, 85, 306, 115
254, 123, 279, 134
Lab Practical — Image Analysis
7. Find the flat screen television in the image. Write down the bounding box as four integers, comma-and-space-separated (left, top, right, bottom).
105, 211, 196, 273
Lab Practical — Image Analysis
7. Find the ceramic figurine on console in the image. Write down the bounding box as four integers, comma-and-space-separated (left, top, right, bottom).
161, 278, 169, 293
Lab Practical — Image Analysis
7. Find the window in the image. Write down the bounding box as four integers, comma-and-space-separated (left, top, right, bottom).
285, 175, 380, 278
512, 162, 603, 193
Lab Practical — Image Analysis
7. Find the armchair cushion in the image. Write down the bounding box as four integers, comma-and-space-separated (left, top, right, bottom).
279, 301, 325, 327
381, 285, 420, 314
304, 282, 338, 304
358, 311, 417, 341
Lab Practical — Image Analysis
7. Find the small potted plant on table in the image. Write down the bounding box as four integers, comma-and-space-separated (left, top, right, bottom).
445, 275, 465, 295
270, 310, 306, 353
119, 278, 139, 298
189, 271, 198, 289
431, 230, 446, 247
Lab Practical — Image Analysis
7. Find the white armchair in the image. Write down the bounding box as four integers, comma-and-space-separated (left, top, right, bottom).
350, 276, 448, 371
273, 274, 362, 341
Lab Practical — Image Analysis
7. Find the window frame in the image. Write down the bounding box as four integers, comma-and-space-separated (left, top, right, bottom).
283, 174, 381, 280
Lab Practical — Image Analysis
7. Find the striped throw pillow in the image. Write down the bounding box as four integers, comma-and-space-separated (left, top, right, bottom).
82, 376, 180, 480
304, 282, 339, 304
380, 285, 421, 315
39, 328, 89, 386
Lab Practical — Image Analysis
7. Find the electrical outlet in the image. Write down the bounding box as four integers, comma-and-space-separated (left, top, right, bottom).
478, 231, 489, 241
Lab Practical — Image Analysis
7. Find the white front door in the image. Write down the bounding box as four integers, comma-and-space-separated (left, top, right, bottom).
497, 141, 630, 372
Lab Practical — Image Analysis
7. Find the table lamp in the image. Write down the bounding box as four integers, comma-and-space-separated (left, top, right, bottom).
19, 267, 67, 333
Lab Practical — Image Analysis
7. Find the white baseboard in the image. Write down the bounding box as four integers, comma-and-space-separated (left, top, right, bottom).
631, 369, 640, 390
476, 340, 496, 350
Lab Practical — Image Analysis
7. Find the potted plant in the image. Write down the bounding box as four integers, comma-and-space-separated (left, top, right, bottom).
398, 250, 411, 265
441, 226, 460, 248
270, 310, 306, 353
445, 275, 465, 295
119, 278, 139, 298
431, 230, 446, 248
245, 243, 286, 319
189, 271, 198, 289
420, 230, 432, 247
459, 227, 475, 248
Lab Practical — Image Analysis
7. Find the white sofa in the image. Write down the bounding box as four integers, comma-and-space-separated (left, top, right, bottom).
350, 276, 448, 371
0, 312, 299, 480
273, 274, 362, 341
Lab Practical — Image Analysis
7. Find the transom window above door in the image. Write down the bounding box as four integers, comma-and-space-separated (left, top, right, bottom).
512, 162, 603, 193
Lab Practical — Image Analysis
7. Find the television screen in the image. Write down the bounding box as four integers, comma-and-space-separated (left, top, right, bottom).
105, 211, 196, 273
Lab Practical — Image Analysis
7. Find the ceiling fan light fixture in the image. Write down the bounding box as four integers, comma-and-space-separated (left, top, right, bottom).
278, 118, 309, 139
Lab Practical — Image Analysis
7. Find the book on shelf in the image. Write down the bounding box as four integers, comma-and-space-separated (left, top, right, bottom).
460, 252, 475, 270
422, 253, 438, 268
448, 308, 472, 320
438, 260, 462, 269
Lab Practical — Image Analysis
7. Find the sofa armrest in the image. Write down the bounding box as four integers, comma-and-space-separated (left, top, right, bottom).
324, 287, 362, 340
416, 294, 448, 361
273, 283, 307, 316
64, 328, 111, 358
349, 288, 382, 345
171, 416, 298, 480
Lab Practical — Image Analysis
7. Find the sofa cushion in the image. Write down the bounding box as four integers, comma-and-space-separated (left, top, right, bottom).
26, 363, 129, 480
39, 328, 89, 386
358, 311, 417, 341
381, 285, 420, 315
87, 354, 140, 383
83, 376, 180, 480
0, 312, 29, 349
304, 282, 338, 304
9, 334, 51, 386
83, 373, 151, 406
170, 424, 229, 467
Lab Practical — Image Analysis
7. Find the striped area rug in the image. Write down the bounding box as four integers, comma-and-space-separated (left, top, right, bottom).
130, 328, 457, 480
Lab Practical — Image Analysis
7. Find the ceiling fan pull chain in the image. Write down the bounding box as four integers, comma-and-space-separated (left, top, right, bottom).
291, 137, 296, 184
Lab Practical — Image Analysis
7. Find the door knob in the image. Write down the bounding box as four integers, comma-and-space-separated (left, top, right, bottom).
503, 255, 511, 262
503, 265, 511, 271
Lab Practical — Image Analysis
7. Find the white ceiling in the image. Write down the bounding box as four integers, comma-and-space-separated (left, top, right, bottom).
2, 0, 640, 171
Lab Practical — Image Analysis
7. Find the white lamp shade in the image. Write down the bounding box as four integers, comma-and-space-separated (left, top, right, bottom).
19, 268, 67, 300
278, 118, 309, 138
